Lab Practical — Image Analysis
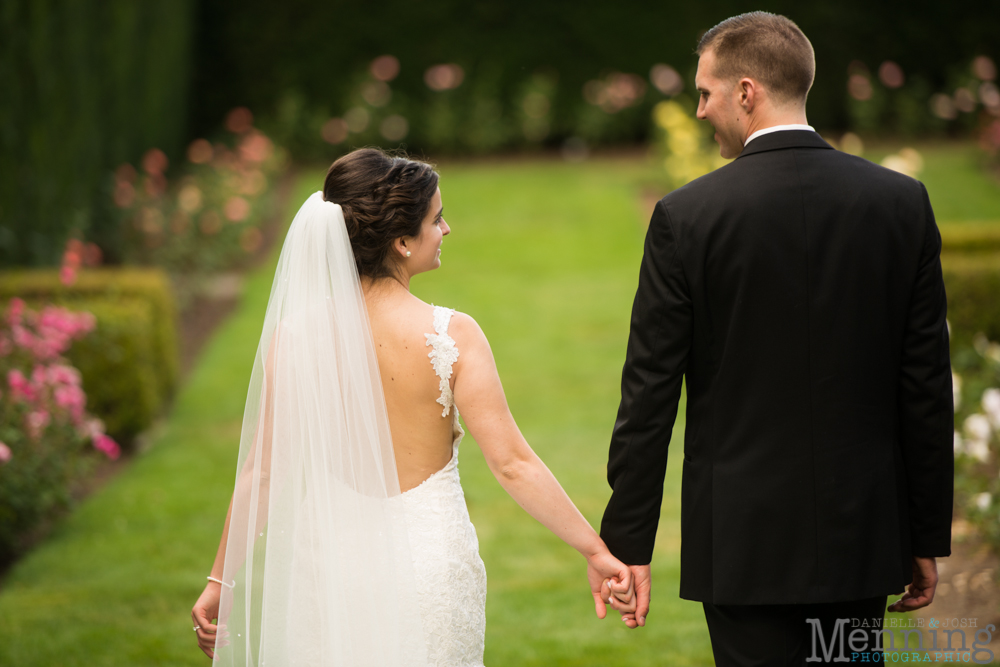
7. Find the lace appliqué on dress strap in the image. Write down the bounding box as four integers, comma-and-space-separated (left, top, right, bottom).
425, 306, 459, 417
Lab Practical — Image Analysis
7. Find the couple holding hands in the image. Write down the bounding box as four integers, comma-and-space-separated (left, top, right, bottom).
192, 11, 952, 666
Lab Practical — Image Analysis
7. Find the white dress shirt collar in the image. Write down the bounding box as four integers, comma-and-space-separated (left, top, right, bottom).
744, 124, 816, 146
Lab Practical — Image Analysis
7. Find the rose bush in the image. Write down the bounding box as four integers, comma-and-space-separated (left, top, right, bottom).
0, 298, 120, 562
114, 108, 289, 305
952, 333, 1000, 554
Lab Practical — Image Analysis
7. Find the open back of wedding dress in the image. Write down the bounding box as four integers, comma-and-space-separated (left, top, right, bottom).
214, 192, 486, 667
398, 305, 487, 666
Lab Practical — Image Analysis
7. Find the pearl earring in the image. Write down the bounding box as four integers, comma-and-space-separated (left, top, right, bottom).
405, 251, 411, 257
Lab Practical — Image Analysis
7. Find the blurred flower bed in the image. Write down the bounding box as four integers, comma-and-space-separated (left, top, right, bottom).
0, 298, 120, 563
651, 98, 729, 190
845, 55, 1000, 172
952, 334, 1000, 555
113, 108, 289, 305
266, 56, 683, 161
649, 56, 1000, 193
235, 51, 1000, 165
0, 108, 287, 566
0, 268, 179, 450
839, 56, 1000, 139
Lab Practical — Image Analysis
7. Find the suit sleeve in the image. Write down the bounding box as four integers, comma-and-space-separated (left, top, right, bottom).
897, 183, 954, 557
600, 199, 692, 565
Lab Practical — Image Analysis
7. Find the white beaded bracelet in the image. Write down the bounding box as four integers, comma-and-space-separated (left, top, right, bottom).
207, 576, 235, 589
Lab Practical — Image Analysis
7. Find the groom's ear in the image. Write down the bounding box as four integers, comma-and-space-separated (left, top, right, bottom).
738, 77, 758, 111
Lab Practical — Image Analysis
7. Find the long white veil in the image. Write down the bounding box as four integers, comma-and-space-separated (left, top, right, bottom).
214, 192, 426, 666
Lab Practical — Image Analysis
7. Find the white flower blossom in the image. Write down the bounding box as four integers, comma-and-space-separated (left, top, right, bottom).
974, 492, 992, 511
965, 414, 992, 441
965, 438, 991, 463
982, 388, 1000, 429
974, 333, 990, 356
988, 343, 1000, 364
954, 431, 965, 457
952, 372, 963, 410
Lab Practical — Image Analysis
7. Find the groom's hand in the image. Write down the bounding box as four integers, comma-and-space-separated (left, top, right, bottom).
887, 556, 938, 613
586, 552, 634, 619
617, 565, 651, 629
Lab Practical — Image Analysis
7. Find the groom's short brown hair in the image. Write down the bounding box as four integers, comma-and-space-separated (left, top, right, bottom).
697, 12, 815, 105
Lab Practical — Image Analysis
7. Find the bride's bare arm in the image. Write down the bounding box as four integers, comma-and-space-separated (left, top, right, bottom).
450, 313, 634, 618
191, 331, 278, 658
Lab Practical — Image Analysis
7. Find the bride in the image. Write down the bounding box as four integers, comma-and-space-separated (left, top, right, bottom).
191, 148, 634, 666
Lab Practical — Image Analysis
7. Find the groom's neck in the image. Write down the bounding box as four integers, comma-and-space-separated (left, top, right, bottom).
742, 103, 809, 141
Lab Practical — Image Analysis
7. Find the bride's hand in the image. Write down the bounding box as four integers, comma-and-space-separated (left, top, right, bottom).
192, 582, 223, 659
586, 549, 635, 619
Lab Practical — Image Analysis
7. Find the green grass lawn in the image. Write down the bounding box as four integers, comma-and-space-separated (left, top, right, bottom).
0, 142, 996, 665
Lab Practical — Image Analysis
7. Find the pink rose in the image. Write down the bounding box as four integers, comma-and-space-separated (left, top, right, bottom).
93, 434, 120, 460
12, 325, 33, 349
54, 385, 86, 421
7, 369, 26, 390
6, 298, 25, 325
47, 364, 81, 386
7, 369, 35, 403
0, 442, 10, 464
59, 265, 77, 286
26, 410, 50, 440
33, 308, 94, 354
33, 339, 61, 361
239, 132, 273, 163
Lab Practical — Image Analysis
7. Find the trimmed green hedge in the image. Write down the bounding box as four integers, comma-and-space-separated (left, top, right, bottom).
66, 299, 161, 444
0, 269, 178, 445
940, 223, 1000, 254
942, 252, 1000, 346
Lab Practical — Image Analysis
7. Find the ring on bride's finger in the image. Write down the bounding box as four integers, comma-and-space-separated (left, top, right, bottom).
194, 626, 200, 632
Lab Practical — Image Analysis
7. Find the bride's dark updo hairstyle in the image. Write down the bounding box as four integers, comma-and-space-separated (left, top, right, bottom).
323, 148, 439, 280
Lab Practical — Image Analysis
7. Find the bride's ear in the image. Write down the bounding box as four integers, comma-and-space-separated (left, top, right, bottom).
393, 236, 411, 259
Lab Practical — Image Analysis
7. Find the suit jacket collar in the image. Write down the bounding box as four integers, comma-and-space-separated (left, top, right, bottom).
737, 130, 833, 159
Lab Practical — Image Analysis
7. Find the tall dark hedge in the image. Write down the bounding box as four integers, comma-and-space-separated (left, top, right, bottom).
0, 0, 195, 267
190, 0, 1000, 153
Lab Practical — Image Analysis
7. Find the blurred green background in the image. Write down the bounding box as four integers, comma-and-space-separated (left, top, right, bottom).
3, 0, 999, 265
1, 1, 1000, 665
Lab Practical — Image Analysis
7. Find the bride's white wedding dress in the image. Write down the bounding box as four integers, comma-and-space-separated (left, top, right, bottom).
397, 305, 487, 667
215, 195, 487, 666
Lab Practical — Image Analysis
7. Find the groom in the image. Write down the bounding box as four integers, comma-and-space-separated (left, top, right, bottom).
599, 12, 954, 664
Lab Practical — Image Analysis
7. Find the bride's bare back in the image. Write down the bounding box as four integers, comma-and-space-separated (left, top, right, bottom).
364, 288, 456, 492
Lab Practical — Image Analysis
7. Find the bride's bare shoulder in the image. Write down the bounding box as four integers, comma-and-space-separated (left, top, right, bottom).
448, 311, 492, 356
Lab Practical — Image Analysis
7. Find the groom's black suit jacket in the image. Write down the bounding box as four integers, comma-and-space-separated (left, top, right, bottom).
601, 130, 953, 605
